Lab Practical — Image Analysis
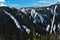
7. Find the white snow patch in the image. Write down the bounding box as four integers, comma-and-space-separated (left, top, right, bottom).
4, 10, 21, 29
22, 25, 30, 34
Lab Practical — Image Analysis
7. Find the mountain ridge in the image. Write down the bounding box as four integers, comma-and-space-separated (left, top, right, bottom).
0, 3, 60, 36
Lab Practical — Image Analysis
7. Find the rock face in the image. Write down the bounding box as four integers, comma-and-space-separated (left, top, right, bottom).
0, 3, 60, 40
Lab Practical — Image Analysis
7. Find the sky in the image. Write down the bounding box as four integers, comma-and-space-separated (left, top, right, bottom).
0, 0, 60, 8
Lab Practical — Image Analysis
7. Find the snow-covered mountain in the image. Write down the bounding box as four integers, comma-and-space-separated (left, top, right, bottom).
0, 3, 60, 37
19, 3, 60, 34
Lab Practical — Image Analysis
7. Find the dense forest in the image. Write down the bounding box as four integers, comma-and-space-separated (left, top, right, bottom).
0, 3, 60, 40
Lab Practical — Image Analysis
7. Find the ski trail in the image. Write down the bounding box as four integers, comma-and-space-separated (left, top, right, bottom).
4, 10, 22, 29
50, 5, 57, 34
